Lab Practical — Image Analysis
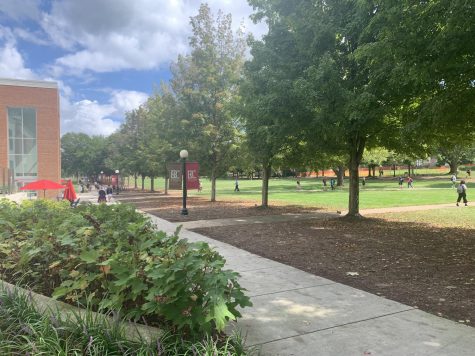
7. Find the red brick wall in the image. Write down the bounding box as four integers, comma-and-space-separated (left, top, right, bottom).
0, 83, 61, 198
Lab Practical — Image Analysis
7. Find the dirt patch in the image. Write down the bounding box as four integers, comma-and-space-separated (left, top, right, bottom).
194, 218, 475, 327
116, 191, 321, 222
119, 191, 475, 327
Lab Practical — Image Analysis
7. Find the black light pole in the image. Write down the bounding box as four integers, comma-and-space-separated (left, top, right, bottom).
115, 169, 120, 195
180, 150, 188, 215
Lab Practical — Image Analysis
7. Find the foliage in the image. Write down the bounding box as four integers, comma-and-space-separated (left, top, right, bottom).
0, 200, 251, 335
0, 285, 254, 355
61, 133, 109, 178
170, 4, 246, 201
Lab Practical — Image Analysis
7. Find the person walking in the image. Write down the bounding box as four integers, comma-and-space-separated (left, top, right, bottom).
398, 176, 404, 189
296, 180, 301, 190
407, 176, 414, 188
467, 169, 471, 178
456, 180, 468, 206
322, 178, 327, 191
106, 185, 113, 202
98, 186, 107, 203
330, 178, 335, 190
234, 177, 240, 192
361, 177, 366, 187
450, 174, 457, 188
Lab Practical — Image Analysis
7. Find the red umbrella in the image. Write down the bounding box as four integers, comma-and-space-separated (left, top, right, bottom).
63, 179, 77, 202
20, 179, 65, 199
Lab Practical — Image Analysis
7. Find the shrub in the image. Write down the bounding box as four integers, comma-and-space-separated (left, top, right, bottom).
0, 199, 251, 335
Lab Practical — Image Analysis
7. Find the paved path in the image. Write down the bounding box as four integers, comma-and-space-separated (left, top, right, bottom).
146, 213, 475, 356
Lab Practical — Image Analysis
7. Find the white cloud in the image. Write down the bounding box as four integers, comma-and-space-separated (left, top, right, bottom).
109, 90, 148, 115
0, 27, 36, 79
61, 97, 120, 136
60, 89, 148, 136
0, 0, 42, 21
39, 0, 266, 74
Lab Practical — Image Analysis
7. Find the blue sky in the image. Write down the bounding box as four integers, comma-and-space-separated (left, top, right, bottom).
0, 0, 266, 135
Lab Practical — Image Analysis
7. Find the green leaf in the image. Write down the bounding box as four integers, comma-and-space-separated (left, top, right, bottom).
205, 300, 236, 332
79, 249, 99, 263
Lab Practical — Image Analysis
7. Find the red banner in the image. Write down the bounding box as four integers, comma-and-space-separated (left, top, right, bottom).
167, 162, 200, 190
186, 162, 200, 190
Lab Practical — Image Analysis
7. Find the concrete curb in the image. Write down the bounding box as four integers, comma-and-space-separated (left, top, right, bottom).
0, 280, 162, 343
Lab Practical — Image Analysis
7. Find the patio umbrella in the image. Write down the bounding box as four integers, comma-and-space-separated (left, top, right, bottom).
20, 179, 65, 199
63, 179, 77, 202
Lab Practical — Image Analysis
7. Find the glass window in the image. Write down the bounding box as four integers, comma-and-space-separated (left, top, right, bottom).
23, 139, 36, 155
7, 107, 38, 177
22, 155, 37, 176
22, 108, 36, 139
8, 108, 22, 138
14, 155, 23, 175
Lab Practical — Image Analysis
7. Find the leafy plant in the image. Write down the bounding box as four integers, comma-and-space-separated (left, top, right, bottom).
0, 285, 256, 355
0, 199, 251, 335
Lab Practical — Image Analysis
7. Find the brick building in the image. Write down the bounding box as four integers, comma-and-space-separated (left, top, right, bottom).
0, 78, 61, 197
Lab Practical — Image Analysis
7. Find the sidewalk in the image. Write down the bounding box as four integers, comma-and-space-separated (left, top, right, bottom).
146, 213, 475, 356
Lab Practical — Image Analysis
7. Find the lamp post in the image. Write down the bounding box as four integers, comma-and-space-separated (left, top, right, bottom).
115, 169, 120, 195
180, 150, 188, 215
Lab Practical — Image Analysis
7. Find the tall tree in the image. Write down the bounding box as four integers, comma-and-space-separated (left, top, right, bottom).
248, 0, 387, 216
170, 4, 246, 201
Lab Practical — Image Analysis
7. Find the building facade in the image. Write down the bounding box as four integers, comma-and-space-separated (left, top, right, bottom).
0, 78, 60, 197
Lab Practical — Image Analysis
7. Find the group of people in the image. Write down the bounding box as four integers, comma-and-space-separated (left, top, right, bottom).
97, 185, 115, 203
397, 176, 414, 189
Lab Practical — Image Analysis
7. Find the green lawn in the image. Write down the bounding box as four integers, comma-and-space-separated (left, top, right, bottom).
127, 176, 470, 210
369, 206, 475, 229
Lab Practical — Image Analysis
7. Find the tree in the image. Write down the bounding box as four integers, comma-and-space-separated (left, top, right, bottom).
357, 1, 475, 145
248, 0, 389, 216
170, 4, 246, 202
61, 132, 107, 179
435, 139, 475, 174
362, 148, 390, 178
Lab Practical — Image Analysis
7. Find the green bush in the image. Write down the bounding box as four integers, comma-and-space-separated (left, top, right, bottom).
0, 199, 251, 335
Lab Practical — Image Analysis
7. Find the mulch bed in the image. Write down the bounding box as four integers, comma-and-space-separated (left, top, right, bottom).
116, 192, 321, 222
119, 192, 475, 327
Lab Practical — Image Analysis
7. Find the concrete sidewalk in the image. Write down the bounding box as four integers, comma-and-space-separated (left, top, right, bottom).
146, 213, 475, 356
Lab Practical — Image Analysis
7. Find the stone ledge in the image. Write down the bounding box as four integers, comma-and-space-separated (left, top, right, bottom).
0, 280, 162, 343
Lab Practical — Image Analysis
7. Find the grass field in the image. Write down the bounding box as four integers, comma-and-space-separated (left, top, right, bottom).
125, 176, 471, 210
368, 207, 475, 229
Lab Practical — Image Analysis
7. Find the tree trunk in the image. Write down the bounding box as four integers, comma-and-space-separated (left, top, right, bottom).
150, 176, 155, 192
134, 174, 138, 189
367, 166, 372, 178
348, 137, 365, 217
449, 161, 458, 175
164, 176, 168, 195
393, 164, 396, 177
261, 164, 271, 207
210, 172, 217, 202
333, 166, 345, 186
372, 166, 376, 177
141, 175, 145, 190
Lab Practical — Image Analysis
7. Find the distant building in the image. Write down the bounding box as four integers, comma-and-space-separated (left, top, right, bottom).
0, 78, 61, 197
